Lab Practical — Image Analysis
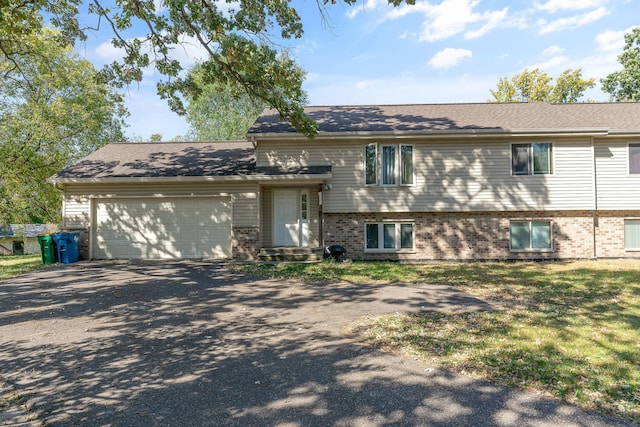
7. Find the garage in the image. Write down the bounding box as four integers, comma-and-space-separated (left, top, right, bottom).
93, 197, 232, 260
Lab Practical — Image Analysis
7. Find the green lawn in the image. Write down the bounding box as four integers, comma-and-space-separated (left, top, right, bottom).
240, 260, 640, 422
0, 254, 44, 280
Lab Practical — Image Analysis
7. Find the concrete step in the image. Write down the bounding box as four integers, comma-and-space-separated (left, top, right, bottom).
258, 247, 323, 262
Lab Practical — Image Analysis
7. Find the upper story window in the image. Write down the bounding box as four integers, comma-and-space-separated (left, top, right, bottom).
365, 143, 414, 186
630, 143, 640, 174
511, 143, 553, 175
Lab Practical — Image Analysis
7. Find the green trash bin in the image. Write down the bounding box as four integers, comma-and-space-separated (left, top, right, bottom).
37, 235, 57, 265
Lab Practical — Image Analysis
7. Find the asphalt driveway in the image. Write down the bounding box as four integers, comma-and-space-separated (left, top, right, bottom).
0, 261, 634, 426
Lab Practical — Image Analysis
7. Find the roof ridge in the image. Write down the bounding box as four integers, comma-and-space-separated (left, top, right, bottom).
108, 140, 249, 145
297, 101, 638, 109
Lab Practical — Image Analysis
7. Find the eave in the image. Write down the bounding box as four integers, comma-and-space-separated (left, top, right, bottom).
47, 173, 333, 185
248, 127, 630, 142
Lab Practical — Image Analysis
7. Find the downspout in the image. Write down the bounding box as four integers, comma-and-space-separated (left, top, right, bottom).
592, 137, 598, 259
318, 184, 324, 249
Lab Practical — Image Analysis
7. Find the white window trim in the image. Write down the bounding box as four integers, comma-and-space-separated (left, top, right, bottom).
509, 219, 554, 252
510, 142, 555, 176
364, 221, 415, 252
364, 143, 414, 187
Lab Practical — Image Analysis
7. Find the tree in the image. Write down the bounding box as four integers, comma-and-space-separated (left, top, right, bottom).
0, 28, 127, 225
185, 63, 270, 141
601, 27, 640, 101
1, 0, 414, 138
489, 68, 595, 103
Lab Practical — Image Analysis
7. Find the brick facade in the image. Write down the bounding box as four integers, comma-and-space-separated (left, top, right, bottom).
232, 226, 260, 261
323, 211, 601, 261
595, 211, 640, 259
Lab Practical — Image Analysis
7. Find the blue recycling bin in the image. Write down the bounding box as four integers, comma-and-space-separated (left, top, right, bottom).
52, 232, 80, 264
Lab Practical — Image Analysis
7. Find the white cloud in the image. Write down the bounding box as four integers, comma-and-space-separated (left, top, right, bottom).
464, 8, 509, 39
293, 39, 320, 56
304, 73, 500, 105
385, 0, 511, 42
534, 0, 606, 13
428, 48, 472, 70
595, 27, 635, 52
539, 6, 609, 34
347, 0, 385, 19
92, 34, 209, 69
543, 45, 564, 55
526, 55, 569, 73
93, 41, 124, 63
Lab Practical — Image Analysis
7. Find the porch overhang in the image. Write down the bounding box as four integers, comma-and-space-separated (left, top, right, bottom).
252, 165, 332, 184
47, 166, 332, 185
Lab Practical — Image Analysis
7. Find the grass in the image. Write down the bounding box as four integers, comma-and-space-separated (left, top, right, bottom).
240, 260, 640, 422
0, 254, 44, 280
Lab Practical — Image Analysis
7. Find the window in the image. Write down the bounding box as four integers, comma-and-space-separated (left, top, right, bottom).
364, 143, 413, 185
625, 219, 640, 250
300, 193, 308, 220
382, 145, 396, 185
512, 143, 553, 175
630, 144, 640, 174
366, 222, 414, 251
510, 220, 552, 251
365, 144, 377, 184
401, 145, 414, 185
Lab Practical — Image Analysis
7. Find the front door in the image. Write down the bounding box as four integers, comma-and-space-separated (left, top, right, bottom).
273, 189, 308, 247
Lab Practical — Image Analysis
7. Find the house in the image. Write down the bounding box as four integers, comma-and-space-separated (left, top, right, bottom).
48, 102, 640, 261
0, 224, 57, 255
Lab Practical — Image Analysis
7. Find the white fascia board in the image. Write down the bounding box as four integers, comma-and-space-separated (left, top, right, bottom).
250, 128, 614, 141
47, 173, 332, 185
606, 129, 640, 137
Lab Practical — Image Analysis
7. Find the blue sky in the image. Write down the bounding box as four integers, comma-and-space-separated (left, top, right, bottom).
77, 0, 639, 140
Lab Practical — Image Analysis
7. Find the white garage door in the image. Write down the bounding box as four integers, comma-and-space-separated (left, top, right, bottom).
94, 197, 232, 259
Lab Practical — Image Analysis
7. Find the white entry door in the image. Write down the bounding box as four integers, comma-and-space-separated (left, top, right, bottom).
273, 189, 309, 247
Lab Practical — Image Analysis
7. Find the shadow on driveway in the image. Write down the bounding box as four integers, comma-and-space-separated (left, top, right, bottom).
0, 261, 633, 426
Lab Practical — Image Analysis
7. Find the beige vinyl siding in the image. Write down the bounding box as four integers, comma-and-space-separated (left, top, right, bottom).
309, 187, 320, 247
62, 182, 259, 228
595, 140, 640, 210
257, 138, 595, 213
63, 193, 92, 228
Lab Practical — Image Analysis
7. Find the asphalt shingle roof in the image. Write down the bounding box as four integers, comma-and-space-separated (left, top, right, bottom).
248, 102, 640, 134
52, 141, 255, 179
50, 141, 332, 180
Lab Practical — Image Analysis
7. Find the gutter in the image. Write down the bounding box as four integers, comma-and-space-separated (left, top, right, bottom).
249, 128, 614, 142
592, 136, 599, 259
47, 173, 333, 185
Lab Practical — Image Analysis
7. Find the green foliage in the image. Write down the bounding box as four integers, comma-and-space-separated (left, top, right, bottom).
489, 68, 595, 103
0, 28, 127, 225
185, 62, 268, 141
149, 133, 163, 143
1, 1, 414, 137
602, 27, 640, 101
552, 69, 598, 102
